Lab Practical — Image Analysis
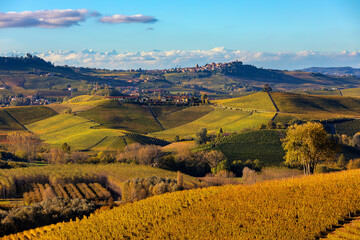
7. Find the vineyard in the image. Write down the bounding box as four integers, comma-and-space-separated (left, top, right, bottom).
214, 129, 285, 165
23, 182, 112, 204
0, 163, 205, 199
326, 217, 360, 239
124, 132, 169, 147
4, 169, 360, 239
334, 119, 360, 136
151, 108, 274, 141
270, 92, 360, 119
214, 92, 277, 112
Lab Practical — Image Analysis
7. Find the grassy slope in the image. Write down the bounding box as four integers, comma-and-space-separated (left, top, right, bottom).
214, 92, 277, 111
0, 110, 24, 132
0, 106, 57, 132
215, 129, 285, 165
271, 92, 360, 119
15, 170, 360, 240
5, 106, 57, 125
334, 119, 360, 136
151, 107, 275, 141
342, 87, 360, 98
155, 105, 213, 129
77, 101, 163, 133
26, 114, 124, 150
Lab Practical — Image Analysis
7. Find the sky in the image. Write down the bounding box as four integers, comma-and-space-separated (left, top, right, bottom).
0, 0, 359, 70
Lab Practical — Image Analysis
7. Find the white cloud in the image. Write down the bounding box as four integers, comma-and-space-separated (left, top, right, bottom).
2, 48, 360, 70
99, 14, 157, 24
0, 9, 99, 28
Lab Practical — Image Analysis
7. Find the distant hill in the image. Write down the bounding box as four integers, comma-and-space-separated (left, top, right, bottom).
1, 56, 360, 94
301, 67, 360, 78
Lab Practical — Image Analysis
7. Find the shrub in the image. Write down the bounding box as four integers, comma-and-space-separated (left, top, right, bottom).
116, 143, 163, 166
315, 165, 329, 173
0, 198, 97, 237
347, 159, 360, 170
122, 176, 180, 202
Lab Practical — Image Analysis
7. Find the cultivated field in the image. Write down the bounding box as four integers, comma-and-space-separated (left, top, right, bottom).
151, 107, 275, 141
7, 169, 360, 240
215, 129, 285, 165
214, 92, 277, 112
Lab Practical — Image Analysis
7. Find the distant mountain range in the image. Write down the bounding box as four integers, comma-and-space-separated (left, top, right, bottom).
301, 67, 360, 78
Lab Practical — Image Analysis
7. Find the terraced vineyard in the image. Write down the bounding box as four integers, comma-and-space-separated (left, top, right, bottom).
6, 169, 360, 240
23, 182, 112, 204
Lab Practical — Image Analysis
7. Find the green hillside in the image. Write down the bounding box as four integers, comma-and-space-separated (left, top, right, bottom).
214, 92, 277, 111
151, 108, 275, 141
77, 101, 163, 133
0, 106, 57, 132
0, 110, 24, 132
341, 87, 360, 98
215, 129, 285, 165
154, 105, 213, 129
26, 114, 123, 150
334, 119, 360, 136
5, 106, 57, 125
270, 92, 360, 118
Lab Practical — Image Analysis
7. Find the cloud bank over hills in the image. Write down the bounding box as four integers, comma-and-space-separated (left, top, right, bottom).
2, 48, 359, 70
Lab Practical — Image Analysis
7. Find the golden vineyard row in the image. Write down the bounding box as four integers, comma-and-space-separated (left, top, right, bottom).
0, 163, 204, 199
23, 182, 112, 203
4, 169, 360, 239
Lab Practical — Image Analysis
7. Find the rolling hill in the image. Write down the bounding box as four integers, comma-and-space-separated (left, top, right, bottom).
151, 107, 275, 141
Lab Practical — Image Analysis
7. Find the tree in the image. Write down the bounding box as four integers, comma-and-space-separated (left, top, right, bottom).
201, 93, 208, 104
282, 122, 336, 175
195, 128, 208, 145
262, 84, 272, 92
61, 143, 71, 153
7, 132, 42, 161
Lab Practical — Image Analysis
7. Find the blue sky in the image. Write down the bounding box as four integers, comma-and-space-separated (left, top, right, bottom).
0, 0, 359, 69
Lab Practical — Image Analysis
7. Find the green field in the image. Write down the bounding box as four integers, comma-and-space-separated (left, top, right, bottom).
0, 106, 57, 132
151, 107, 275, 141
214, 92, 277, 112
334, 119, 360, 136
26, 114, 125, 150
78, 101, 163, 133
270, 92, 360, 119
341, 87, 360, 98
0, 110, 24, 132
154, 105, 213, 129
5, 106, 57, 125
214, 129, 285, 165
